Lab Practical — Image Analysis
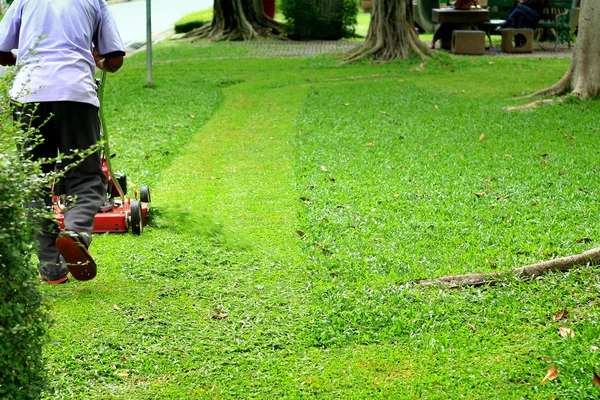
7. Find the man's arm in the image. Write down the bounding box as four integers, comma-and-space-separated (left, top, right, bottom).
93, 50, 124, 73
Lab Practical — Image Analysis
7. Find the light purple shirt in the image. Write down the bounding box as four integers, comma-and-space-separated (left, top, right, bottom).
0, 0, 125, 107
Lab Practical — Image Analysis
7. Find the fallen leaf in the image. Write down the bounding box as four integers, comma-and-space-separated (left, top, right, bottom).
554, 309, 568, 322
380, 111, 388, 114
594, 373, 600, 389
434, 105, 439, 111
343, 103, 350, 107
577, 238, 591, 244
541, 366, 558, 384
212, 313, 227, 319
321, 165, 328, 172
296, 230, 305, 236
173, 123, 181, 127
497, 195, 511, 202
474, 192, 486, 197
322, 218, 329, 223
120, 355, 127, 361
117, 371, 130, 377
558, 327, 575, 338
365, 141, 374, 147
298, 130, 303, 136
489, 61, 495, 65
504, 154, 512, 158
113, 304, 121, 311
315, 242, 332, 254
592, 346, 599, 352
579, 187, 589, 194
394, 194, 400, 198
138, 314, 145, 321
479, 133, 485, 141
537, 356, 553, 363
189, 114, 195, 119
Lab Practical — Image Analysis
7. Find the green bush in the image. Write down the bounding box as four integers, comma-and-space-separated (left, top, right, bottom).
0, 70, 49, 399
174, 9, 213, 34
281, 0, 358, 39
174, 20, 208, 34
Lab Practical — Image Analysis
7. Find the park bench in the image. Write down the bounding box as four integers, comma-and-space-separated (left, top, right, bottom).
479, 0, 579, 50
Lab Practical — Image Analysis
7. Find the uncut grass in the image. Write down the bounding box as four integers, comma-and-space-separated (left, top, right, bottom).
38, 41, 600, 398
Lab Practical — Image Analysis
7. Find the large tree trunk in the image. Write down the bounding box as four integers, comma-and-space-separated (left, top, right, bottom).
187, 0, 283, 41
346, 0, 430, 62
529, 0, 600, 99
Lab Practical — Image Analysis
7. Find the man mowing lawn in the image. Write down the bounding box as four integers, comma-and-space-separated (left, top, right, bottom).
0, 0, 125, 284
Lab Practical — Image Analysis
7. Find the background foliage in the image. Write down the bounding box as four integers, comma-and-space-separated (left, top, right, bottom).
281, 0, 359, 39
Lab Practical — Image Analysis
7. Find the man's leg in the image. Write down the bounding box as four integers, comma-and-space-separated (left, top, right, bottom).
53, 102, 107, 279
15, 103, 69, 282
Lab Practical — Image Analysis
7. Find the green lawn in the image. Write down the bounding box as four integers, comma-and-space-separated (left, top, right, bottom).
38, 40, 600, 398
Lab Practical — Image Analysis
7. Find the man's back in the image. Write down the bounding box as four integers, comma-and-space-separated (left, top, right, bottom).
0, 0, 123, 106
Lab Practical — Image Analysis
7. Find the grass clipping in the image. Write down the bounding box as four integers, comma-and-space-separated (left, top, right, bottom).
418, 247, 600, 288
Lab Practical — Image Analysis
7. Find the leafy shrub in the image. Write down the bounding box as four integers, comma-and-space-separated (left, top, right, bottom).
282, 0, 358, 40
174, 20, 208, 34
174, 9, 213, 34
0, 69, 49, 399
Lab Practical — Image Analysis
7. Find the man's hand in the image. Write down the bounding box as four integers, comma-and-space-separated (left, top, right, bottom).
0, 51, 17, 66
92, 50, 123, 73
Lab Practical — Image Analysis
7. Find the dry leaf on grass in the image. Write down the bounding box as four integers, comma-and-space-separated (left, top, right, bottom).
113, 304, 121, 311
321, 165, 328, 172
554, 309, 568, 322
558, 327, 575, 338
479, 133, 485, 141
541, 366, 558, 384
296, 230, 305, 237
593, 372, 600, 389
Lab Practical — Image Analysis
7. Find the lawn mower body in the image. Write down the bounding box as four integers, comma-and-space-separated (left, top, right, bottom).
53, 72, 150, 235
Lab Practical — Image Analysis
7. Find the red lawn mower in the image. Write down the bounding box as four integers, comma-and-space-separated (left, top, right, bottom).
53, 72, 150, 235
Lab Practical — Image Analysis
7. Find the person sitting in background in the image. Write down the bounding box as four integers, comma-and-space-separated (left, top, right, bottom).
502, 0, 546, 29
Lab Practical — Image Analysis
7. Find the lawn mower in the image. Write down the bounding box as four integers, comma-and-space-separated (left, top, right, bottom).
53, 72, 150, 235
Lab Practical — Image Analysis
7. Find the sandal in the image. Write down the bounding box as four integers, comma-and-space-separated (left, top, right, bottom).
38, 274, 69, 285
55, 233, 97, 281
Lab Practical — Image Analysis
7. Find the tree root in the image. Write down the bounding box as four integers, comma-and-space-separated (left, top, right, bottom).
504, 99, 556, 111
526, 63, 573, 98
417, 247, 600, 288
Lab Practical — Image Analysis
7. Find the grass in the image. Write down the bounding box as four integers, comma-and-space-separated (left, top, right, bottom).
35, 39, 600, 399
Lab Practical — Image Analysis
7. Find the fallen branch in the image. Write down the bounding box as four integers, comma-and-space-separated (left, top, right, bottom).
417, 246, 600, 288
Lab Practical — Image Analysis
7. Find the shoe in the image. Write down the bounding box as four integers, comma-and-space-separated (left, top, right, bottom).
55, 232, 97, 281
38, 274, 69, 285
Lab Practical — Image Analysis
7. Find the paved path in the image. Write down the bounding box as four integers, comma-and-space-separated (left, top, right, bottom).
108, 0, 211, 48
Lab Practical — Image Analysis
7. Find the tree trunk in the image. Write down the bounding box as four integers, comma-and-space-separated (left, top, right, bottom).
346, 0, 430, 62
529, 0, 600, 100
186, 0, 283, 41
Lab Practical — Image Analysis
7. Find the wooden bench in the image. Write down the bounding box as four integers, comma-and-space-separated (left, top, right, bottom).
478, 0, 578, 50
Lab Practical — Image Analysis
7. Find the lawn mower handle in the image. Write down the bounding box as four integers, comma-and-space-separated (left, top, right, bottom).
97, 71, 125, 201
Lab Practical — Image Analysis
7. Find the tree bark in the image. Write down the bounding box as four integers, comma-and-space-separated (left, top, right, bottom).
417, 246, 600, 288
186, 0, 283, 41
346, 0, 430, 62
529, 1, 600, 99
